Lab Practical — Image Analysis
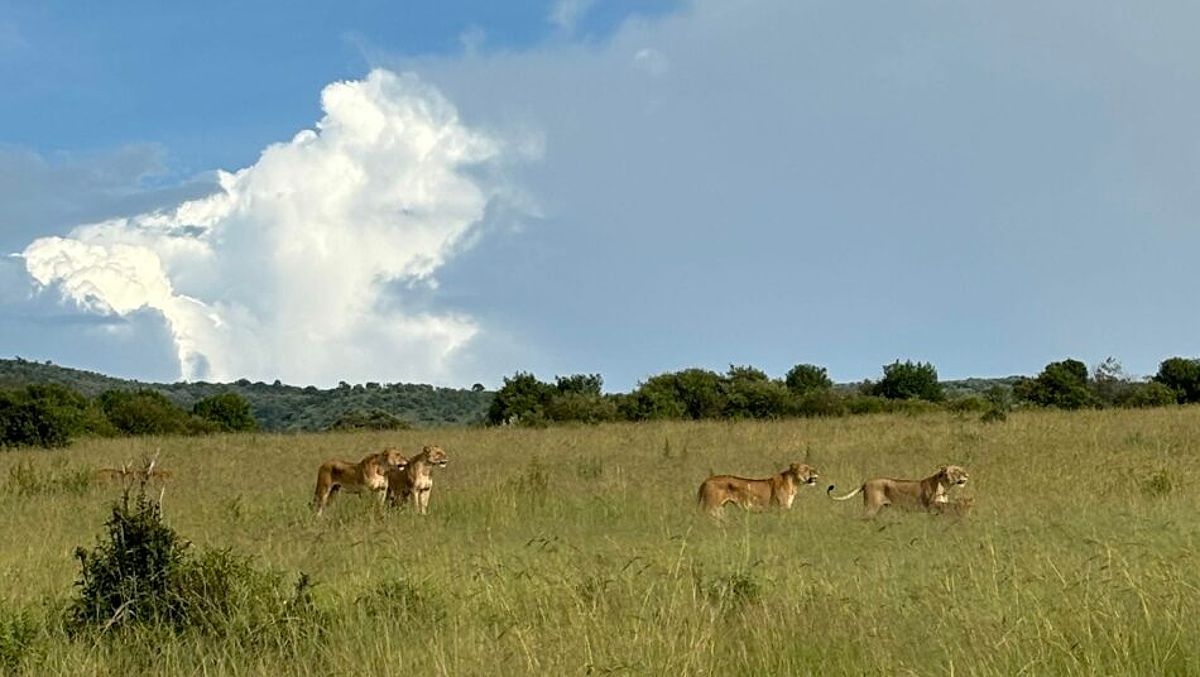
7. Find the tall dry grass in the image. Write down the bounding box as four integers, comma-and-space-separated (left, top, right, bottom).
0, 406, 1198, 674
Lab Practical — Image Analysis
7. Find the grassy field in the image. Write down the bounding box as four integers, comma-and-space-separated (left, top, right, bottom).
1, 406, 1198, 675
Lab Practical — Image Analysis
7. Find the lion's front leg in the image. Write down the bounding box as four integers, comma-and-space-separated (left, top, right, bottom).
417, 488, 431, 515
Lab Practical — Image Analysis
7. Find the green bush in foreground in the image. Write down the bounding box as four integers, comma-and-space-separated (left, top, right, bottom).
68, 476, 317, 639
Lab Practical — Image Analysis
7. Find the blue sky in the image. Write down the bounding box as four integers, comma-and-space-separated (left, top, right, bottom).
2, 1, 1198, 390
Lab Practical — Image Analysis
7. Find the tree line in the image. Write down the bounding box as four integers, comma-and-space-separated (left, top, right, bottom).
3, 354, 1198, 447
1, 385, 256, 448
486, 356, 1200, 426
0, 357, 492, 433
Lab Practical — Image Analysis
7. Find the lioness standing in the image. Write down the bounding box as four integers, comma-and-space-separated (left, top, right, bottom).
827, 464, 969, 517
386, 445, 449, 515
697, 463, 820, 517
313, 448, 408, 516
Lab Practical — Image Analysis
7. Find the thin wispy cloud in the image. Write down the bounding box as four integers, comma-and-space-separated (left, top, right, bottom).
22, 70, 525, 386
548, 0, 596, 35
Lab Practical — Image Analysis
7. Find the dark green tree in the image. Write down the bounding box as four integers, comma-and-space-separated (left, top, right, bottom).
486, 373, 556, 425
874, 360, 944, 402
622, 369, 726, 420
1153, 357, 1200, 404
555, 374, 603, 396
99, 390, 213, 436
722, 365, 790, 418
1015, 359, 1095, 409
784, 363, 833, 395
192, 392, 258, 432
0, 389, 71, 448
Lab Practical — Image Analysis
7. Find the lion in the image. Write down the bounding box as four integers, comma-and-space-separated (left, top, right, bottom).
697, 463, 820, 517
313, 447, 408, 516
386, 445, 449, 515
827, 465, 969, 517
933, 495, 975, 519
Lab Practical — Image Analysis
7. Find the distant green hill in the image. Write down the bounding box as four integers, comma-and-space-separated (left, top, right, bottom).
0, 357, 492, 432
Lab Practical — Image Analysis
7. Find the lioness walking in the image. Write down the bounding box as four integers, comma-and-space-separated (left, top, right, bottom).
313, 448, 408, 516
386, 445, 449, 515
697, 463, 820, 517
828, 464, 969, 517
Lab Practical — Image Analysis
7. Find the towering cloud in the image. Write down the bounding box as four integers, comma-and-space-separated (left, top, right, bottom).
23, 69, 515, 385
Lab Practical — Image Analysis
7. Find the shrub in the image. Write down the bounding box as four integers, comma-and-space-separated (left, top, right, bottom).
980, 408, 1007, 423
793, 389, 847, 417
0, 382, 111, 448
873, 360, 944, 402
67, 473, 320, 638
192, 392, 258, 432
946, 396, 988, 413
0, 390, 72, 448
68, 482, 191, 632
544, 393, 619, 424
99, 390, 215, 436
1120, 381, 1177, 408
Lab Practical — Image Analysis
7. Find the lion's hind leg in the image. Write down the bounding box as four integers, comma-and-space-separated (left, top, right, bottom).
314, 471, 335, 516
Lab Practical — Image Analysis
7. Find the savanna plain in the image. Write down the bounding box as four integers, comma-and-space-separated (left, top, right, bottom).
1, 407, 1198, 675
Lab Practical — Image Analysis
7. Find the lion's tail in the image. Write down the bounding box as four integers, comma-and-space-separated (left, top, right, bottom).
827, 484, 863, 501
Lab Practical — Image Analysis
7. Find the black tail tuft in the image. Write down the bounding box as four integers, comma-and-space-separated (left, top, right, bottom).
826, 485, 836, 493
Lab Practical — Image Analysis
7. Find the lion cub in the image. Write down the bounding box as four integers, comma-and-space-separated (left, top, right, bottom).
697, 463, 820, 517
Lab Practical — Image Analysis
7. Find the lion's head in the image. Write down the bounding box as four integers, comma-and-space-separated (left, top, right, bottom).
379, 448, 409, 472
788, 463, 820, 485
940, 464, 969, 487
423, 445, 449, 467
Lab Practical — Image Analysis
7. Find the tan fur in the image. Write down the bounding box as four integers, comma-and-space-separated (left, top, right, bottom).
313, 448, 408, 516
386, 445, 449, 515
697, 463, 820, 517
828, 465, 969, 518
933, 495, 975, 519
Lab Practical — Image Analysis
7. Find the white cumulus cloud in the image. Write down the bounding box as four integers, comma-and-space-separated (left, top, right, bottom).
22, 69, 520, 386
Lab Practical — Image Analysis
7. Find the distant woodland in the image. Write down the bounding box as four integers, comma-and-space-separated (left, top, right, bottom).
2, 353, 1197, 448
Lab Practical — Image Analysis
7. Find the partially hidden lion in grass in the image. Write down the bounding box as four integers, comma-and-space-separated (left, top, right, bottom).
697, 463, 820, 517
933, 495, 975, 519
827, 465, 969, 518
386, 445, 449, 515
313, 448, 408, 516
